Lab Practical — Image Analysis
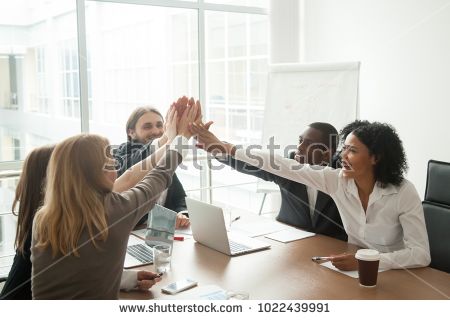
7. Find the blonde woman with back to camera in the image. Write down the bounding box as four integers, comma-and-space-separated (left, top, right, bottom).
31, 99, 199, 299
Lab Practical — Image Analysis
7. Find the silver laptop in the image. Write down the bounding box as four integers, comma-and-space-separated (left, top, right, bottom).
124, 234, 153, 269
186, 198, 270, 256
124, 204, 177, 268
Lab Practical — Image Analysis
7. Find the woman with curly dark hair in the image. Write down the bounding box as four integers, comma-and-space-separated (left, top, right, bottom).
326, 120, 429, 270
338, 120, 408, 186
192, 119, 431, 271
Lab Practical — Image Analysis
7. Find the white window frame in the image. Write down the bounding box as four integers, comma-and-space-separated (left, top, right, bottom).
35, 46, 50, 114
74, 0, 267, 202
76, 0, 267, 132
0, 0, 268, 190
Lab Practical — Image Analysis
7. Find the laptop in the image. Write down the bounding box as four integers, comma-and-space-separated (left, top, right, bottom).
124, 205, 177, 269
185, 198, 270, 256
124, 234, 153, 269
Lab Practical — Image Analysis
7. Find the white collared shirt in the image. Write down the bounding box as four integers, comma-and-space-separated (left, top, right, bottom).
235, 148, 431, 270
306, 186, 318, 220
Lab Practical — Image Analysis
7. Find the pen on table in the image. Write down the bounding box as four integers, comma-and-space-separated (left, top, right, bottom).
311, 256, 333, 262
230, 216, 241, 224
174, 236, 184, 241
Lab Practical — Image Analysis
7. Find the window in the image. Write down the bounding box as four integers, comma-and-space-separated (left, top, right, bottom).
85, 2, 199, 146
0, 1, 270, 276
0, 0, 269, 213
0, 0, 80, 163
205, 11, 268, 145
0, 128, 22, 162
60, 40, 80, 118
35, 46, 49, 114
206, 0, 268, 8
0, 55, 20, 111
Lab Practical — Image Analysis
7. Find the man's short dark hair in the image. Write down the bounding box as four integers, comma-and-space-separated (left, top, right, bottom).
308, 122, 339, 152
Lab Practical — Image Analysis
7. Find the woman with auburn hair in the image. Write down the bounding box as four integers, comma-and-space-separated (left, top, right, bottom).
191, 120, 430, 271
0, 145, 54, 299
31, 101, 198, 299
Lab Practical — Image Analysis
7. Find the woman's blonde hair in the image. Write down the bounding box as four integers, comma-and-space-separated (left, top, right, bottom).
34, 134, 112, 257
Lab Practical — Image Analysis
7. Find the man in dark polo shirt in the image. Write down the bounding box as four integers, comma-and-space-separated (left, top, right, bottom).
114, 106, 189, 228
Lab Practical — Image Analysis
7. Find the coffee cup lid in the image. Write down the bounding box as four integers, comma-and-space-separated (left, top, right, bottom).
355, 249, 380, 261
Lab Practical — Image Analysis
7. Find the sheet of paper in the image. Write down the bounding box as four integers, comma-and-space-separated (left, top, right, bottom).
264, 228, 316, 243
176, 226, 193, 236
320, 261, 386, 278
230, 219, 290, 237
131, 229, 146, 239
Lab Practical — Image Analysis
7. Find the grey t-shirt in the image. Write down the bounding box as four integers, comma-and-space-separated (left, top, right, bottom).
31, 150, 181, 299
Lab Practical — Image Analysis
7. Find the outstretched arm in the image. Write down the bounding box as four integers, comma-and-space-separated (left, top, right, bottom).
191, 122, 340, 194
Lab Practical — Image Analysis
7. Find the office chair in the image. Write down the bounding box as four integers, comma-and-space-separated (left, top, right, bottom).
423, 160, 450, 273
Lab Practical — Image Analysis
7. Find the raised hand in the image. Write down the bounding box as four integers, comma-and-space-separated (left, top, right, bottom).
188, 97, 195, 108
178, 101, 199, 139
164, 104, 177, 142
194, 100, 202, 124
190, 121, 233, 156
174, 96, 189, 119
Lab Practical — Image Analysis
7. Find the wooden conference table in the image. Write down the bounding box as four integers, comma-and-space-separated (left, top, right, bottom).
120, 231, 450, 300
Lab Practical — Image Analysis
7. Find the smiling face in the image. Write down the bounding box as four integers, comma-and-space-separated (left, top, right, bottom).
340, 133, 377, 180
294, 126, 331, 165
128, 111, 164, 144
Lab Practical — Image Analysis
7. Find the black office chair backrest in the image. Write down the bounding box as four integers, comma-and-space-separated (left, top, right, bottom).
423, 160, 450, 273
425, 160, 450, 206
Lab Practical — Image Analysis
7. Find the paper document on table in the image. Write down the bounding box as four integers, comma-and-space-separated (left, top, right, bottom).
264, 228, 315, 243
230, 219, 289, 237
320, 261, 386, 278
131, 229, 145, 239
175, 226, 193, 236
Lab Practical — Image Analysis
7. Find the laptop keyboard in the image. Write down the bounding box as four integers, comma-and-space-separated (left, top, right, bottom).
127, 244, 153, 264
229, 240, 251, 254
